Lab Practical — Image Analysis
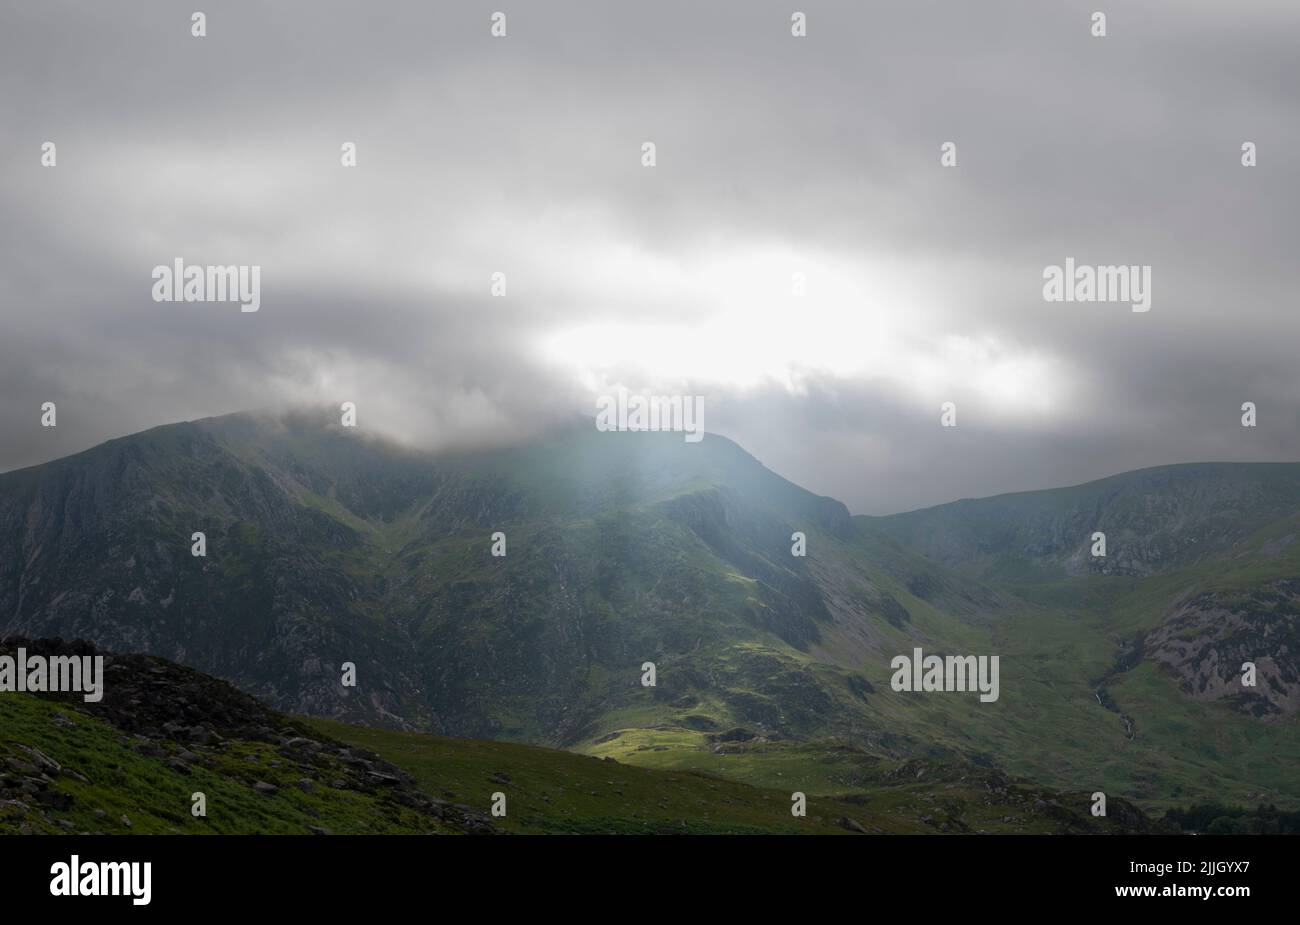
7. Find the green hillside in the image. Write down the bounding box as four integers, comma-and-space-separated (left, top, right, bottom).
0, 640, 490, 835
0, 640, 1157, 835
1, 411, 1296, 820
308, 716, 1159, 834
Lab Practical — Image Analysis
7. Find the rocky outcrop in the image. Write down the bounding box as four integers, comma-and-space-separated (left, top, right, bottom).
0, 637, 498, 834
1146, 581, 1300, 716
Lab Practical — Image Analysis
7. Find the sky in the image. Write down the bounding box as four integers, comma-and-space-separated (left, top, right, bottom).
1, 0, 1297, 514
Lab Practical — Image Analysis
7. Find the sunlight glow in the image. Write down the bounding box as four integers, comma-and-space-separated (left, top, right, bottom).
539, 247, 1074, 421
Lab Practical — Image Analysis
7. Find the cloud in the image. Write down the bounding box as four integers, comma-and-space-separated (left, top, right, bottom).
1, 0, 1297, 512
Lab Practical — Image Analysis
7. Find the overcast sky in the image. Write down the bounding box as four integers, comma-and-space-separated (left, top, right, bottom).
2, 0, 1297, 514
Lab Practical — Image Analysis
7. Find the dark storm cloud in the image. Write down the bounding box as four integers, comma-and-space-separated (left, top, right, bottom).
1, 0, 1297, 512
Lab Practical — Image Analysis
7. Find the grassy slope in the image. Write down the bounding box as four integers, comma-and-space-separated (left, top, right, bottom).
0, 695, 452, 834
539, 516, 1300, 814
0, 683, 1159, 836
308, 717, 1150, 834
972, 514, 1300, 810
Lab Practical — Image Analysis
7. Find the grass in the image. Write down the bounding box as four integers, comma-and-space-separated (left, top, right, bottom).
0, 695, 450, 835
307, 717, 1153, 834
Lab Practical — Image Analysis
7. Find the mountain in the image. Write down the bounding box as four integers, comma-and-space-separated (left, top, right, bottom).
0, 410, 858, 737
871, 462, 1300, 580
0, 411, 1296, 816
867, 464, 1300, 719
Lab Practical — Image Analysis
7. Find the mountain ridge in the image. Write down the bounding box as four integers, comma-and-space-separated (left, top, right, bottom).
1, 410, 1297, 814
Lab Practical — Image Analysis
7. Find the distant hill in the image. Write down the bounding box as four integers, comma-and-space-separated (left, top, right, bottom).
869, 461, 1300, 579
